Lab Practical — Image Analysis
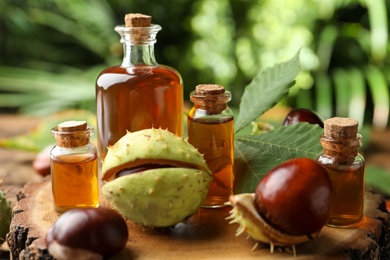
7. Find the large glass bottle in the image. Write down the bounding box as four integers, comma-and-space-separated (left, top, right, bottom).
187, 84, 234, 208
96, 13, 183, 160
317, 117, 365, 227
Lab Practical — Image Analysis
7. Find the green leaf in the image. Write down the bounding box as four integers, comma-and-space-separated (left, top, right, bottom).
316, 24, 338, 72
315, 73, 333, 119
234, 123, 324, 193
365, 65, 389, 128
347, 68, 366, 126
234, 145, 281, 194
365, 165, 390, 196
332, 68, 350, 117
0, 110, 96, 152
234, 51, 301, 133
363, 0, 388, 61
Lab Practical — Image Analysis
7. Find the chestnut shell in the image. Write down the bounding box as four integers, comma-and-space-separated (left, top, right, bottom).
283, 108, 324, 128
254, 157, 332, 236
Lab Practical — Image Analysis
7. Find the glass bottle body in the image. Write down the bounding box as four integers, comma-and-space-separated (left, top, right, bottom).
51, 143, 99, 214
96, 25, 183, 160
317, 138, 365, 227
96, 65, 183, 159
188, 107, 234, 208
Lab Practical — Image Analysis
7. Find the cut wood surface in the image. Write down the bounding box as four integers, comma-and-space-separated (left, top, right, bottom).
2, 115, 390, 260
6, 178, 390, 260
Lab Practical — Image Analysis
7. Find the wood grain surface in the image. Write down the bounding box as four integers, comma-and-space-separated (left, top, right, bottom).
6, 178, 390, 260
2, 114, 390, 260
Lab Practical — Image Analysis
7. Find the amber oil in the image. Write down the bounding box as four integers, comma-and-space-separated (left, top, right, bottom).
188, 84, 234, 208
317, 117, 365, 228
51, 153, 99, 214
96, 66, 183, 159
322, 162, 365, 227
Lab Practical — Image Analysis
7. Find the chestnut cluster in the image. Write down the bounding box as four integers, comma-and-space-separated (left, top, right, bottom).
45, 207, 128, 260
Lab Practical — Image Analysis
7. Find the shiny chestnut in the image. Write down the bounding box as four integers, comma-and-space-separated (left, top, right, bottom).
254, 157, 332, 236
283, 108, 324, 128
45, 207, 128, 259
32, 145, 52, 176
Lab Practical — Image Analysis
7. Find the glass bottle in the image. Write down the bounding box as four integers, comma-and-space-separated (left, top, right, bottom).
51, 121, 99, 214
96, 13, 183, 161
187, 84, 234, 208
317, 117, 365, 227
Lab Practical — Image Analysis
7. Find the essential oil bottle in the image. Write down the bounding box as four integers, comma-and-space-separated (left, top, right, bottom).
51, 121, 99, 214
96, 13, 183, 161
317, 117, 365, 227
187, 84, 234, 208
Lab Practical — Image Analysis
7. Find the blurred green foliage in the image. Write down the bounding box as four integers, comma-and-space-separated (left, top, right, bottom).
0, 0, 389, 128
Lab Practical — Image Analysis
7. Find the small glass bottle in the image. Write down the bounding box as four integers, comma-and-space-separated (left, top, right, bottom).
51, 121, 99, 214
187, 84, 234, 208
96, 13, 183, 161
317, 117, 365, 227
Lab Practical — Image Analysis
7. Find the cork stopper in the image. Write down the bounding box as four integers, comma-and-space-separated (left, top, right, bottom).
52, 121, 91, 148
125, 13, 151, 27
191, 84, 231, 114
324, 117, 358, 140
58, 121, 87, 132
195, 84, 225, 95
124, 13, 151, 44
321, 117, 361, 165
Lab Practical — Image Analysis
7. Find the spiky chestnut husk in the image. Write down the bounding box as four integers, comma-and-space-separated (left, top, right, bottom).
226, 193, 317, 256
102, 128, 212, 227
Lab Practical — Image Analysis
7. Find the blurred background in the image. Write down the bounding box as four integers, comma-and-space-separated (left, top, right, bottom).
0, 0, 389, 129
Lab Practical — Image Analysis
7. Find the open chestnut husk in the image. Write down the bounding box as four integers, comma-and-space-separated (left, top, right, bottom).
45, 207, 128, 260
101, 128, 212, 227
226, 158, 332, 255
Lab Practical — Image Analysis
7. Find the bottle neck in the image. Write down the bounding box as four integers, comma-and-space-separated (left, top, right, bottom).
190, 91, 231, 115
52, 126, 94, 148
320, 134, 362, 165
122, 44, 157, 67
115, 24, 161, 67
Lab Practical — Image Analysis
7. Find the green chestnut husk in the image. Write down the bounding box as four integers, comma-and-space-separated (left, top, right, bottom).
101, 128, 212, 227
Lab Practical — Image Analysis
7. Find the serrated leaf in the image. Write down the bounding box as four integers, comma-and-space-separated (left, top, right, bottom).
234, 123, 323, 194
234, 51, 301, 133
234, 143, 281, 194
236, 123, 324, 159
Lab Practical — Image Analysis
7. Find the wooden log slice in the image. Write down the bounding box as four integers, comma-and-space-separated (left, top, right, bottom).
6, 178, 390, 259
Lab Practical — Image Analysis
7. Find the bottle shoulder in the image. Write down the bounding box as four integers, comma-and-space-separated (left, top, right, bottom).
159, 64, 182, 77
96, 65, 182, 87
51, 143, 96, 157
98, 64, 180, 75
188, 107, 234, 121
317, 153, 365, 168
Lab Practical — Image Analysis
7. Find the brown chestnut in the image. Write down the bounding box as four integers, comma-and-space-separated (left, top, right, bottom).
45, 207, 128, 259
254, 157, 332, 236
283, 108, 324, 128
32, 145, 52, 176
